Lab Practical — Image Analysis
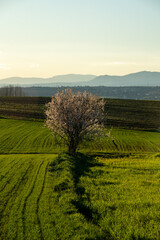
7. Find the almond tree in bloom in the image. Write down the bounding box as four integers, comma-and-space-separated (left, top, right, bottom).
45, 89, 105, 154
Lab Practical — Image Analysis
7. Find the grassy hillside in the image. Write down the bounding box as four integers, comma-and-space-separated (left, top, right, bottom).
0, 97, 160, 130
0, 119, 160, 154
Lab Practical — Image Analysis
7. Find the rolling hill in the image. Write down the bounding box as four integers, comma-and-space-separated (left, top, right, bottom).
89, 71, 160, 86
0, 74, 96, 87
0, 71, 160, 87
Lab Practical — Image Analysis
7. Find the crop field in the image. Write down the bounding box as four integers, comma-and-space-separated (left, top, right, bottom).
0, 97, 160, 239
0, 119, 160, 154
1, 152, 160, 239
0, 97, 160, 130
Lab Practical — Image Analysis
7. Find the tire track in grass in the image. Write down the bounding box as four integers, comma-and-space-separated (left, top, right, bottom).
0, 159, 16, 182
0, 162, 33, 240
0, 161, 32, 216
5, 159, 40, 240
0, 136, 11, 150
11, 127, 39, 153
36, 162, 49, 240
22, 161, 44, 239
1, 135, 22, 153
149, 140, 160, 152
41, 134, 54, 149
0, 158, 25, 193
0, 156, 17, 175
112, 139, 118, 150
0, 157, 8, 169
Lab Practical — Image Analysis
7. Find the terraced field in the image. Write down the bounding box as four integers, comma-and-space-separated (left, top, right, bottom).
0, 118, 160, 239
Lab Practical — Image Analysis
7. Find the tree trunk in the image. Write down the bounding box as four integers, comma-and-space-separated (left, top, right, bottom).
68, 137, 78, 155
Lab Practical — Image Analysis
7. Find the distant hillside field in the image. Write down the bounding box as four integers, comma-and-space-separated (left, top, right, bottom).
0, 97, 159, 130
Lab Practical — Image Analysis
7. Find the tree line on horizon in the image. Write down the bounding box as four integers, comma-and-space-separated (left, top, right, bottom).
0, 85, 160, 100
0, 85, 25, 97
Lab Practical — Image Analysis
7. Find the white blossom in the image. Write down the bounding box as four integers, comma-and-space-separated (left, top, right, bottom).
45, 89, 105, 154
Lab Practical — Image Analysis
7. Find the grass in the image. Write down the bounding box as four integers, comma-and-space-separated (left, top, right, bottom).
0, 119, 62, 154
1, 153, 160, 239
0, 96, 160, 130
0, 117, 160, 239
79, 153, 160, 239
0, 119, 159, 154
0, 154, 57, 240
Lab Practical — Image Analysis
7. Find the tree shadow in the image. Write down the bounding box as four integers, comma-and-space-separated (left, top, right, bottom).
69, 153, 103, 223
70, 153, 114, 239
71, 152, 104, 185
48, 152, 113, 239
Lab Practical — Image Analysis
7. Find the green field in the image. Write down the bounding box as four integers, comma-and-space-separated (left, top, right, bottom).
0, 119, 160, 154
0, 100, 160, 239
0, 97, 160, 130
1, 151, 160, 239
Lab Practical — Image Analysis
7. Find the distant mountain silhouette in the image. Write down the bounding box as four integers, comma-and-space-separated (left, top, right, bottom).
89, 71, 160, 86
0, 71, 160, 87
0, 74, 96, 87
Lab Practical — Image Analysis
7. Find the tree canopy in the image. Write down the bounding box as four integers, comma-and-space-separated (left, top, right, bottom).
45, 89, 105, 154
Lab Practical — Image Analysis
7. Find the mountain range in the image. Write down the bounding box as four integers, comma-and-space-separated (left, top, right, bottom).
0, 71, 160, 87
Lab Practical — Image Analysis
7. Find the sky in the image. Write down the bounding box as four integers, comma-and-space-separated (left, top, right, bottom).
0, 0, 160, 79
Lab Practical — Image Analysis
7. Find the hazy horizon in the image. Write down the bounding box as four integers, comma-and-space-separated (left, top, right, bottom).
0, 0, 160, 79
0, 70, 160, 81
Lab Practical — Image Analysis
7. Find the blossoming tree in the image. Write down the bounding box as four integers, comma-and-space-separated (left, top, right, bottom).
45, 89, 105, 154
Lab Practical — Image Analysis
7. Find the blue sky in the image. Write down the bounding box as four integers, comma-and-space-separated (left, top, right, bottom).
0, 0, 160, 78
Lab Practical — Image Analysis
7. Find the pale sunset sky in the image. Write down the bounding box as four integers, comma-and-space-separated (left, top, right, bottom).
0, 0, 160, 79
